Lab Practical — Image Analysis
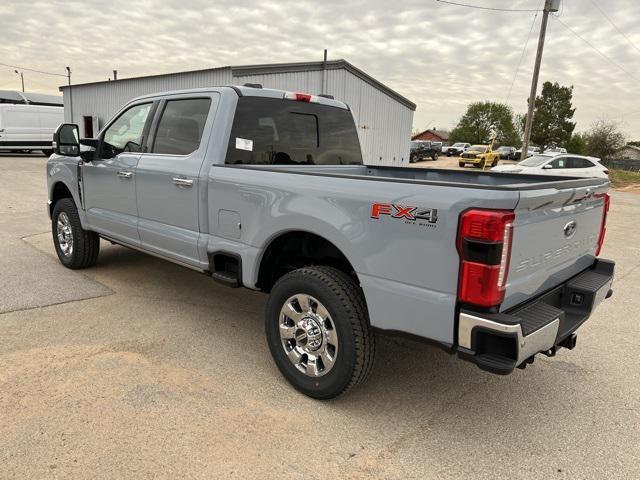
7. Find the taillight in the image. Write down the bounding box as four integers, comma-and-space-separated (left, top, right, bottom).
284, 92, 315, 103
457, 209, 515, 308
596, 192, 610, 256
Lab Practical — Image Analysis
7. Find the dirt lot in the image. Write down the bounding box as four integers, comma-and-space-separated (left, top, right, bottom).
1, 154, 639, 479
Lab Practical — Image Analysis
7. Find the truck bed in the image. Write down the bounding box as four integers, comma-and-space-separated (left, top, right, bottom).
224, 164, 609, 190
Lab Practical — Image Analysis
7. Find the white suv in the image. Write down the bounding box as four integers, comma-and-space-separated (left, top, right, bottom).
491, 153, 609, 179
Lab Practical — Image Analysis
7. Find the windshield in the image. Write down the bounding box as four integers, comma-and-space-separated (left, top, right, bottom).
453, 143, 466, 147
519, 155, 551, 167
469, 145, 487, 153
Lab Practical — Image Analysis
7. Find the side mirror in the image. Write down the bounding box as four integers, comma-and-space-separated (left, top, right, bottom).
53, 123, 80, 157
542, 164, 553, 169
79, 138, 99, 162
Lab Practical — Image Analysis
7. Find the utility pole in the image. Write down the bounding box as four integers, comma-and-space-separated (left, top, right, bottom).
66, 66, 73, 123
521, 0, 559, 158
14, 70, 24, 92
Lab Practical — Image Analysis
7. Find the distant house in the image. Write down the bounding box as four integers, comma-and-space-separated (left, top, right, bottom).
614, 145, 640, 160
412, 129, 450, 143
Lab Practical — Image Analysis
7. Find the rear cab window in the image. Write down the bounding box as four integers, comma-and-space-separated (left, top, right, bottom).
225, 97, 362, 165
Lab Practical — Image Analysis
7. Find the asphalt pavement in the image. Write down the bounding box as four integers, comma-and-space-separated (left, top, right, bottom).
1, 154, 638, 479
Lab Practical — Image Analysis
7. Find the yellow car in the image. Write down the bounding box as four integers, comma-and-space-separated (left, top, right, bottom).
458, 145, 500, 169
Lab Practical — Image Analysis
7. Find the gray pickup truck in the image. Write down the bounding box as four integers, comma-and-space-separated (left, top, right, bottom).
47, 85, 614, 399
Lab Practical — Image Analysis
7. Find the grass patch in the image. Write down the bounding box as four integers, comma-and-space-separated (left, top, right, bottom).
608, 169, 640, 189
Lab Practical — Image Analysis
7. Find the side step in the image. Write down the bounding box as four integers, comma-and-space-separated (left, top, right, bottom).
208, 252, 242, 288
211, 270, 240, 288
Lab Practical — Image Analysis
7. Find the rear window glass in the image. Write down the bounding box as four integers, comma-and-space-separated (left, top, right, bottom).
225, 97, 362, 165
152, 98, 211, 155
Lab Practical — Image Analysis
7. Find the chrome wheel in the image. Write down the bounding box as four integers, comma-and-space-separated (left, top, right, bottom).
56, 212, 73, 257
279, 294, 338, 377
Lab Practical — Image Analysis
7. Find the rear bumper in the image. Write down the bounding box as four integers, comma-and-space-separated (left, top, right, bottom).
457, 258, 614, 374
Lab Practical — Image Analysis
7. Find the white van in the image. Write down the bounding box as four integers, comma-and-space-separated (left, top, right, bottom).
0, 104, 64, 155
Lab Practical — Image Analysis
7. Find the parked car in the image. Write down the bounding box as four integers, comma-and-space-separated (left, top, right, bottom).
410, 140, 439, 162
443, 142, 471, 156
496, 146, 516, 160
458, 144, 500, 168
492, 153, 609, 178
514, 146, 540, 160
0, 103, 63, 156
46, 85, 614, 399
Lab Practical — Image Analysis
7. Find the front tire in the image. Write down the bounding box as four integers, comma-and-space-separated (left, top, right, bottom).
459, 162, 465, 168
52, 198, 100, 269
42, 149, 54, 157
265, 266, 375, 399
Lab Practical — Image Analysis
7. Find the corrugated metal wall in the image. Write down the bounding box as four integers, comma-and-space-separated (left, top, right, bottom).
62, 66, 413, 166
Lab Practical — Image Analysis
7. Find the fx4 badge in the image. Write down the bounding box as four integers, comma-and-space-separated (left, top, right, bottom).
370, 203, 438, 227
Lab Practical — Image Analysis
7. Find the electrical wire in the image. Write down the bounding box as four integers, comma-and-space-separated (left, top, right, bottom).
435, 0, 542, 12
553, 17, 640, 84
0, 62, 67, 77
505, 7, 541, 103
588, 0, 640, 56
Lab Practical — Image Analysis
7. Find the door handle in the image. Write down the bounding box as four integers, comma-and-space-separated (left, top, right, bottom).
117, 171, 133, 179
172, 177, 194, 187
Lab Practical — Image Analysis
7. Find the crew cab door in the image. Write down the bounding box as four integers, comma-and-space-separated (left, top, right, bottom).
82, 101, 155, 245
134, 94, 217, 267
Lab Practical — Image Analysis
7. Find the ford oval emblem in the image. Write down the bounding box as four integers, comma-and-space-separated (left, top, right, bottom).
564, 220, 577, 239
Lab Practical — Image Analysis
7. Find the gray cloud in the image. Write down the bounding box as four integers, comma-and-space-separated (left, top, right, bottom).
1, 0, 638, 137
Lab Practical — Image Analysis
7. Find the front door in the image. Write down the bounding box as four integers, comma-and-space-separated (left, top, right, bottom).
135, 95, 216, 267
82, 101, 154, 245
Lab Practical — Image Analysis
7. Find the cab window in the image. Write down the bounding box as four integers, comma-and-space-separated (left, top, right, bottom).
151, 98, 212, 155
101, 103, 152, 158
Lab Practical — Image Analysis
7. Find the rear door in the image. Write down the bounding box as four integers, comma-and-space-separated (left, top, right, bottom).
135, 94, 217, 267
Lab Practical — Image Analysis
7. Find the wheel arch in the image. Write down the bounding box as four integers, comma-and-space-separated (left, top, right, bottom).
256, 229, 360, 293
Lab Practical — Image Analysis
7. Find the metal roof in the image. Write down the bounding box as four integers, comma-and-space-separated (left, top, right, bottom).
0, 90, 62, 105
58, 59, 415, 111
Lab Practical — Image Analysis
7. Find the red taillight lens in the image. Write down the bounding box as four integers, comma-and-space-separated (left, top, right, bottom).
284, 92, 314, 102
596, 192, 610, 256
457, 209, 515, 308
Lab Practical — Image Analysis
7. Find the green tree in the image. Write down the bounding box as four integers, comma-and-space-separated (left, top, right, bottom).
529, 81, 576, 151
584, 120, 626, 160
566, 132, 587, 155
449, 101, 520, 147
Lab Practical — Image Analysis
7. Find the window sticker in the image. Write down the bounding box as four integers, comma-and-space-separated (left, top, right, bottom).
235, 137, 253, 151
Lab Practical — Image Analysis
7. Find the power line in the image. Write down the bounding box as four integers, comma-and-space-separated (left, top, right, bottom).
505, 7, 540, 103
553, 17, 640, 84
0, 62, 67, 78
588, 0, 640, 56
435, 0, 542, 12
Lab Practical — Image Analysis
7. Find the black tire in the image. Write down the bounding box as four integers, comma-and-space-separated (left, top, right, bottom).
432, 153, 438, 161
42, 149, 54, 157
51, 198, 100, 269
265, 266, 375, 399
447, 151, 452, 157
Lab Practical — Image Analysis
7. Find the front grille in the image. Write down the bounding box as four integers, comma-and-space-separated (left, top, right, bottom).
462, 153, 478, 159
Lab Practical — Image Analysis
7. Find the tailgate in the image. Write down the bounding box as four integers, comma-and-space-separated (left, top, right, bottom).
501, 184, 608, 310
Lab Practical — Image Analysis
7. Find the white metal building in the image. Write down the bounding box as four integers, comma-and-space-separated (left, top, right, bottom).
59, 60, 415, 166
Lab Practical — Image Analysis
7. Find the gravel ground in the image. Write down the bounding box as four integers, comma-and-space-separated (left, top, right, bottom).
1, 154, 638, 479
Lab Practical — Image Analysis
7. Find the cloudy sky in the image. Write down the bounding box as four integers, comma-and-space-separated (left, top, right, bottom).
1, 0, 639, 138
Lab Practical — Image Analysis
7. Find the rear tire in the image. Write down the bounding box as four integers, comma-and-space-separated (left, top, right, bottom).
265, 266, 375, 399
52, 198, 100, 269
